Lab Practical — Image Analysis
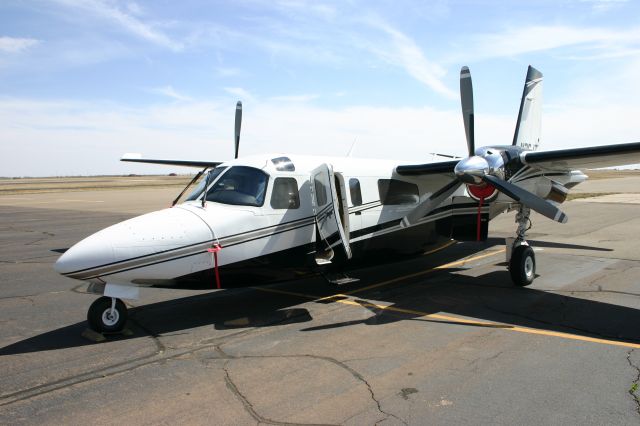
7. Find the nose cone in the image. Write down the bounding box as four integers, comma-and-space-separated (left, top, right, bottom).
454, 155, 489, 184
54, 230, 116, 276
54, 207, 214, 280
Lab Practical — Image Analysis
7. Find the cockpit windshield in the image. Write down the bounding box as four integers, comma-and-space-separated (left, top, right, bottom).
185, 166, 269, 207
185, 167, 227, 201
205, 166, 268, 207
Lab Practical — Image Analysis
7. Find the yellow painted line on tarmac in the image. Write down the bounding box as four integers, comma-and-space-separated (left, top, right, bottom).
504, 326, 640, 349
332, 299, 640, 349
423, 239, 457, 256
252, 286, 320, 300
345, 248, 505, 295
252, 247, 640, 349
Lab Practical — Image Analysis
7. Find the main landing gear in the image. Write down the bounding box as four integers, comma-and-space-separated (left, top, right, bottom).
87, 296, 128, 333
508, 206, 536, 287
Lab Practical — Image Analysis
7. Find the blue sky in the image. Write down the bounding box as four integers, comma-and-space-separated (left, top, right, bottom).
2, 0, 640, 176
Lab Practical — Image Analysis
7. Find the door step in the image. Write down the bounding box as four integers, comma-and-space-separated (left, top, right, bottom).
323, 272, 360, 285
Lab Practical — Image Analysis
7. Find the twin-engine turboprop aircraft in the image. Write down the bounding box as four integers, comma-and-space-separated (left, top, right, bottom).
55, 66, 640, 334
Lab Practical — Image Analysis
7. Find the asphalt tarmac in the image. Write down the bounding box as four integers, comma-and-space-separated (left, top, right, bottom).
1, 179, 640, 425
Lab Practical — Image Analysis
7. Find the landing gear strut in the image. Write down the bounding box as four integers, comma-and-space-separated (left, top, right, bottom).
87, 296, 128, 333
508, 206, 536, 287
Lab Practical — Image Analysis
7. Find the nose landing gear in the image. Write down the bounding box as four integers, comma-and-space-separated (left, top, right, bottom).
87, 296, 128, 333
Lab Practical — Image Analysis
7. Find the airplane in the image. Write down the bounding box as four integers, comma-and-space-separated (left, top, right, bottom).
54, 65, 640, 334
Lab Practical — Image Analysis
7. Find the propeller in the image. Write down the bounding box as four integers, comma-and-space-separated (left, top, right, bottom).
460, 66, 475, 157
401, 65, 568, 234
482, 175, 567, 223
401, 179, 462, 228
234, 101, 242, 159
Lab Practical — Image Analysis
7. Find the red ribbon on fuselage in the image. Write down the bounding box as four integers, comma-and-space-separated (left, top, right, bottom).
476, 197, 484, 242
207, 245, 222, 289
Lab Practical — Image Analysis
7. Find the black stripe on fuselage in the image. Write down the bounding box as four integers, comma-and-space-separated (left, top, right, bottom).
169, 221, 454, 289
62, 238, 213, 276
63, 215, 316, 279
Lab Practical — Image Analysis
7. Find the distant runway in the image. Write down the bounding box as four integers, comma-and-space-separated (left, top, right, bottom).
1, 175, 640, 424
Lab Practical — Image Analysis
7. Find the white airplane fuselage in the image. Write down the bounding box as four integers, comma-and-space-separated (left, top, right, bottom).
51, 65, 640, 335
53, 153, 506, 294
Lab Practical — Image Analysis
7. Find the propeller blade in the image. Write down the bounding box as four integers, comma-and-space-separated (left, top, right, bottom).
234, 101, 242, 159
401, 180, 462, 228
482, 175, 568, 223
460, 66, 475, 157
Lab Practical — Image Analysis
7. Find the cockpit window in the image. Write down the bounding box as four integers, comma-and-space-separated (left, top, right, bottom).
185, 167, 227, 201
205, 166, 268, 207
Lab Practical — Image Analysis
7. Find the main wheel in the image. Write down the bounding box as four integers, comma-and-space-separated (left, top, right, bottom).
87, 296, 127, 333
509, 245, 535, 287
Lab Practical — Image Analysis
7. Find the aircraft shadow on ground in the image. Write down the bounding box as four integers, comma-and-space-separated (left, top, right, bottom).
1, 239, 636, 356
301, 269, 640, 345
484, 237, 614, 252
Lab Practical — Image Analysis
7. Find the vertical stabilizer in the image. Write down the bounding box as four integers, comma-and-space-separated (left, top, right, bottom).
512, 66, 543, 151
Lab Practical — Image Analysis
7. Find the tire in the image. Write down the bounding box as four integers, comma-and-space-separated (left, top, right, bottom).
509, 245, 535, 287
87, 296, 127, 333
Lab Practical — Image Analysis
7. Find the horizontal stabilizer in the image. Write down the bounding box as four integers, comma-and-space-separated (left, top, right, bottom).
121, 153, 221, 168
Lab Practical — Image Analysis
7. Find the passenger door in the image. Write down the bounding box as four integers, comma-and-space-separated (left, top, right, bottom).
310, 164, 352, 264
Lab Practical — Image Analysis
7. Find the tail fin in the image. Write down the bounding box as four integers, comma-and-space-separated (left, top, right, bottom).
512, 66, 543, 151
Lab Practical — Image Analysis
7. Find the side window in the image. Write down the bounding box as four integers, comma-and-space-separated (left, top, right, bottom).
313, 173, 328, 206
270, 177, 300, 209
378, 179, 419, 205
349, 178, 362, 206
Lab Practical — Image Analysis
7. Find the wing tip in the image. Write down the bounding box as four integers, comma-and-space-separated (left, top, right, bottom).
121, 153, 142, 161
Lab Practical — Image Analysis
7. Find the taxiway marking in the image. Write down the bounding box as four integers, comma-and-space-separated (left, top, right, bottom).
253, 248, 640, 349
345, 246, 504, 295
333, 298, 640, 349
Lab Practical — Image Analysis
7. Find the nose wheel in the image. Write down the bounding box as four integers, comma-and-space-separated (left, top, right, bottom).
87, 296, 128, 333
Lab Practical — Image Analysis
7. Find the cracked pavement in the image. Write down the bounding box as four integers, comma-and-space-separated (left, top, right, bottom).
2, 184, 640, 424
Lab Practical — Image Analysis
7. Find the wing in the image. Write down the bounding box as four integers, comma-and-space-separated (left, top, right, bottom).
121, 153, 221, 169
521, 142, 640, 171
396, 142, 640, 177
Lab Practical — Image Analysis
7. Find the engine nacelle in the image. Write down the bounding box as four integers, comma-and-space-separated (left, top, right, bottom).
466, 182, 498, 201
516, 177, 569, 204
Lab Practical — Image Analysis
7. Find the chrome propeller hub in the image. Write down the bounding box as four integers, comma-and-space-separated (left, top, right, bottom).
454, 155, 489, 184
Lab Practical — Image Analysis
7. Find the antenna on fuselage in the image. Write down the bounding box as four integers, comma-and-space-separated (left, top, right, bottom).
346, 138, 357, 157
234, 101, 242, 159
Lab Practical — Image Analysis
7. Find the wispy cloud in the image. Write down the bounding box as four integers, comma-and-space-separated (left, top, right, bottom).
269, 94, 319, 102
266, 0, 337, 21
53, 0, 183, 51
0, 37, 40, 53
360, 16, 456, 99
470, 24, 640, 60
580, 0, 629, 13
148, 85, 192, 101
215, 67, 242, 77
224, 87, 254, 101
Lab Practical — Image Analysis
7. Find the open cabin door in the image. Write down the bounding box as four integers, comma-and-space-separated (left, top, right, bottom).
311, 164, 352, 264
